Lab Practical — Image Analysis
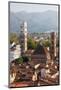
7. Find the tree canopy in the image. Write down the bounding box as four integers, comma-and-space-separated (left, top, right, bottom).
10, 33, 19, 44
27, 37, 37, 49
42, 40, 51, 47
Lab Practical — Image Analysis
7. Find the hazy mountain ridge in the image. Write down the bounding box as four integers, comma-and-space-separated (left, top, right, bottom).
10, 10, 58, 34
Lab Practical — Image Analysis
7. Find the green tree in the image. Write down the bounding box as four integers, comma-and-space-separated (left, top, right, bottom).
42, 40, 51, 47
22, 56, 29, 62
16, 56, 29, 64
16, 57, 23, 64
10, 33, 19, 44
27, 37, 37, 49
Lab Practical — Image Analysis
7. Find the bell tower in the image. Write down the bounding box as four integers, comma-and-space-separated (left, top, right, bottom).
20, 21, 27, 54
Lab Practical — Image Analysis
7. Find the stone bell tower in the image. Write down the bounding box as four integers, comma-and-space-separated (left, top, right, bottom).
20, 21, 27, 54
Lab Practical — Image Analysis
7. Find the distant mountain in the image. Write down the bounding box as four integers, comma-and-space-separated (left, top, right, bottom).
10, 10, 58, 34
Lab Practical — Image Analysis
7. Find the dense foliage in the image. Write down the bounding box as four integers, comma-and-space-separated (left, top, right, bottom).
10, 33, 19, 44
27, 37, 37, 49
16, 56, 29, 64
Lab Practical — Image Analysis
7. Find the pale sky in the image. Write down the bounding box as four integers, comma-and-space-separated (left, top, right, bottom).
10, 2, 58, 13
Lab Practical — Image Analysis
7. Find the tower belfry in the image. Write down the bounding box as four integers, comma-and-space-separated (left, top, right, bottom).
20, 21, 27, 54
